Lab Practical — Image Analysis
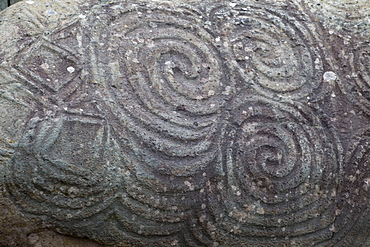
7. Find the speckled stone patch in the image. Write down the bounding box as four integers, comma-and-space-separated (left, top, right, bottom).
0, 0, 370, 246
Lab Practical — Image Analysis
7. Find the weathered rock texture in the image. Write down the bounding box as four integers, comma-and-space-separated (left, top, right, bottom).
0, 0, 370, 246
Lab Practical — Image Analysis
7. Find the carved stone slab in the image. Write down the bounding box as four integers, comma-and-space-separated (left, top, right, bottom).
0, 0, 369, 246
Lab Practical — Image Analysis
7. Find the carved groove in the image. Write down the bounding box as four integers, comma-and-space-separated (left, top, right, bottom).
1, 0, 369, 246
193, 97, 342, 246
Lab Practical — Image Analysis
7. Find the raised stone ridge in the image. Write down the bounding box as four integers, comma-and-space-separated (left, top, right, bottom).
0, 0, 369, 246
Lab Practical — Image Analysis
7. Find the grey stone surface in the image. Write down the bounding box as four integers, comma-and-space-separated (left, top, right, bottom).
0, 1, 6, 12
10, 0, 22, 5
0, 0, 370, 246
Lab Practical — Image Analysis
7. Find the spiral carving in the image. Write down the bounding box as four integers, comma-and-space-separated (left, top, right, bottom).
94, 5, 231, 175
209, 4, 325, 100
1, 0, 370, 246
85, 5, 232, 242
190, 97, 342, 245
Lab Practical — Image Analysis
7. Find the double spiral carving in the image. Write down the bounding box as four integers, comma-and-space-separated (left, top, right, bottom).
98, 5, 230, 175
2, 1, 370, 246
191, 97, 342, 245
87, 5, 232, 242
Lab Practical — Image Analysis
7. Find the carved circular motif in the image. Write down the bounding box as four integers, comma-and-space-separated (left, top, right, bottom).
192, 97, 342, 245
209, 4, 326, 100
0, 0, 370, 246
